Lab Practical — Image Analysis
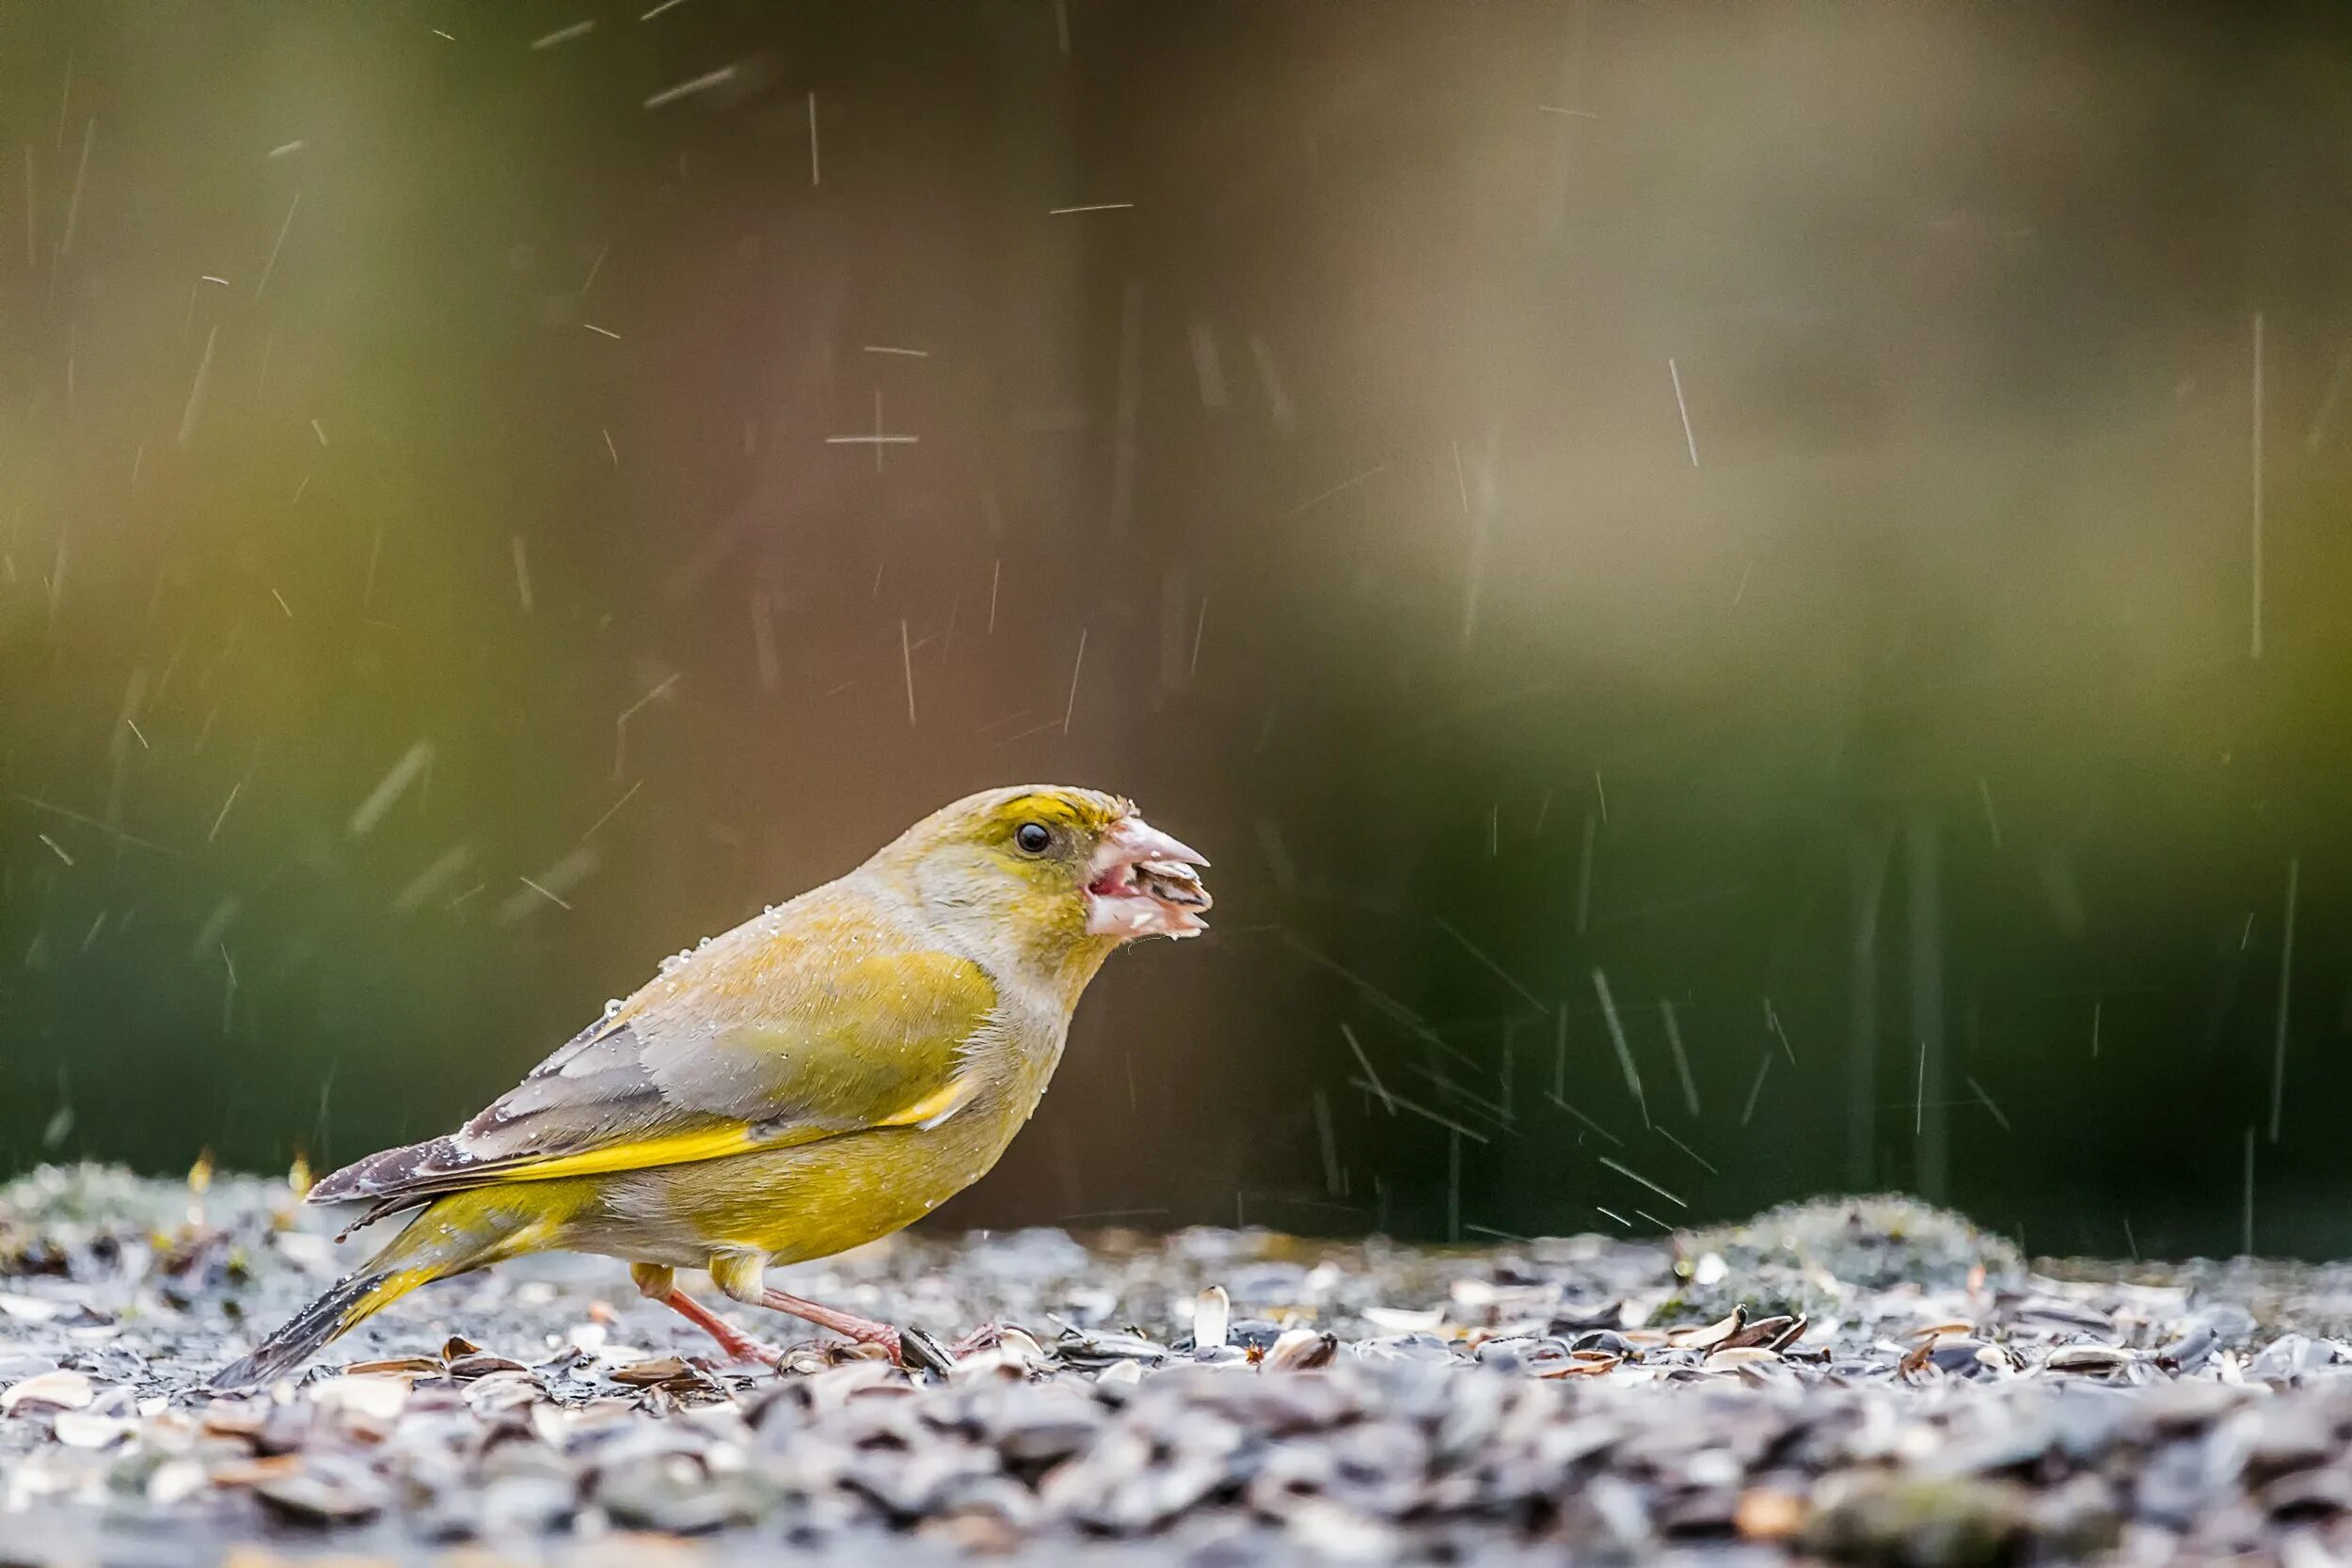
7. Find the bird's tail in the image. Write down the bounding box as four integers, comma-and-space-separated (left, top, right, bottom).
210, 1184, 566, 1389
210, 1265, 422, 1389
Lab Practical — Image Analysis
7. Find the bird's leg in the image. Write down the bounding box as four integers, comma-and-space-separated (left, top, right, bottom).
629, 1260, 674, 1302
632, 1260, 781, 1368
666, 1290, 788, 1369
707, 1252, 907, 1367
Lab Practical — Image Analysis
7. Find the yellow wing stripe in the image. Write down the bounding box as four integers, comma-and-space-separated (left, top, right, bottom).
481, 1075, 975, 1184
874, 1075, 976, 1130
485, 1125, 768, 1183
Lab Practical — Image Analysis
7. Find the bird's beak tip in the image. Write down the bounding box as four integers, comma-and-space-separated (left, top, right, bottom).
1109, 814, 1208, 867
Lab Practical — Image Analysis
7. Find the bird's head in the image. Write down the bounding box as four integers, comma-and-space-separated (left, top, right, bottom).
871, 785, 1211, 996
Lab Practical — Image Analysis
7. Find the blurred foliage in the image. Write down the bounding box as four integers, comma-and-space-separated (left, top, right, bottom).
5, 3, 2352, 1257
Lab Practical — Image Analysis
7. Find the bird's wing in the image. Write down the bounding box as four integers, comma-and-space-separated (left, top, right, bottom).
310, 895, 995, 1205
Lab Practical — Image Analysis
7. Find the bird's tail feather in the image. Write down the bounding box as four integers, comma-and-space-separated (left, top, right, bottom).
209, 1263, 430, 1389
210, 1184, 568, 1389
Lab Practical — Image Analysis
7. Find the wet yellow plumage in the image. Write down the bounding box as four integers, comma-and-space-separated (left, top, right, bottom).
214, 785, 1209, 1385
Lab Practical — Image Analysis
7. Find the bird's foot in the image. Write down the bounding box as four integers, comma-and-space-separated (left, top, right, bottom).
758, 1288, 953, 1374
948, 1323, 1022, 1358
818, 1320, 953, 1373
699, 1323, 787, 1370
659, 1287, 784, 1369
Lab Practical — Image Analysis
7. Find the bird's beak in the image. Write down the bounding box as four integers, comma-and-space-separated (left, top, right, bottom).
1085, 814, 1213, 941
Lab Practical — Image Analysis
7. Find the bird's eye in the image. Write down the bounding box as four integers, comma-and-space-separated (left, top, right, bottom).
1014, 822, 1052, 855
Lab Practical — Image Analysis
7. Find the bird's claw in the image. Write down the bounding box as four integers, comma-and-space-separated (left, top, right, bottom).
947, 1323, 1017, 1358
807, 1323, 951, 1375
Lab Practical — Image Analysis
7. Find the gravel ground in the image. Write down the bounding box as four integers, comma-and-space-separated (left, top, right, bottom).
5, 1167, 2352, 1566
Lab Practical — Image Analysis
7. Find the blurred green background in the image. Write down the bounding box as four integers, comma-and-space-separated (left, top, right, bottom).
6, 2, 2352, 1259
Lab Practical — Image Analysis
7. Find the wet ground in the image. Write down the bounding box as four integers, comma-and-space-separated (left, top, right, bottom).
7, 1167, 2352, 1565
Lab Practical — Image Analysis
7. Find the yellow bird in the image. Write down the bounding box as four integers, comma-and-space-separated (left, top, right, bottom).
213, 785, 1209, 1386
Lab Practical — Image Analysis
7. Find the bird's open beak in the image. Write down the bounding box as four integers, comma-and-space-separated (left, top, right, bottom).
1085, 815, 1213, 940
